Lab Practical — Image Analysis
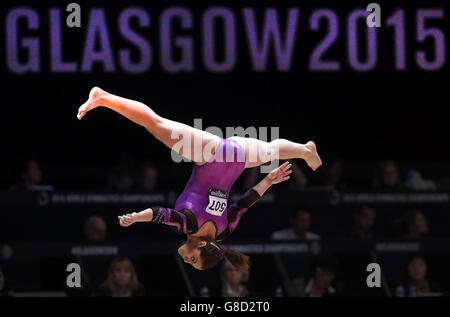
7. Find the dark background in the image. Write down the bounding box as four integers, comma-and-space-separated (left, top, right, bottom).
0, 0, 448, 190
0, 0, 449, 297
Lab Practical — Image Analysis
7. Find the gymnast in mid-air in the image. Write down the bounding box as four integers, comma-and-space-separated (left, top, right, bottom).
77, 87, 322, 271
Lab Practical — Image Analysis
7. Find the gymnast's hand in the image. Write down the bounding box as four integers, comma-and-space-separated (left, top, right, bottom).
252, 162, 293, 196
118, 212, 138, 227
266, 161, 293, 184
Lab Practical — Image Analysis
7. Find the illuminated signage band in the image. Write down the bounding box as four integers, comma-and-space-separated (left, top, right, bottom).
4, 7, 446, 73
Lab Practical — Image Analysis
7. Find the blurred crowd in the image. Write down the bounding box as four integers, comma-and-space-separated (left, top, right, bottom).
2, 252, 446, 297
8, 157, 159, 192
0, 201, 446, 297
1, 156, 449, 298
79, 203, 432, 243
6, 156, 447, 192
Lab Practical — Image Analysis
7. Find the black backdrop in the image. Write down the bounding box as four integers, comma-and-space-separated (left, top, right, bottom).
1, 0, 448, 189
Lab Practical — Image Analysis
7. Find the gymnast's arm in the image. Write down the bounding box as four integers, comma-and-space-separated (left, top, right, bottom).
118, 207, 197, 234
118, 208, 153, 226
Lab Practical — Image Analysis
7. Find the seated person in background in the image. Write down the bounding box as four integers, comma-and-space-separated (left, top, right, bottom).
372, 160, 404, 190
395, 254, 445, 297
84, 215, 107, 242
404, 170, 437, 191
285, 161, 308, 189
317, 157, 346, 189
136, 161, 158, 192
200, 260, 250, 297
0, 266, 14, 297
292, 258, 337, 297
402, 209, 429, 239
243, 160, 308, 190
92, 257, 145, 297
271, 208, 320, 241
107, 156, 136, 192
10, 158, 54, 191
219, 260, 249, 297
350, 205, 376, 240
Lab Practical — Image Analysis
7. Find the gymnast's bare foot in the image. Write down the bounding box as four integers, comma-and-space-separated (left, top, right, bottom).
77, 87, 107, 120
304, 141, 322, 171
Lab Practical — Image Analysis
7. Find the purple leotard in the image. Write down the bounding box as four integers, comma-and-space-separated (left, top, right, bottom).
150, 138, 261, 240
174, 138, 245, 234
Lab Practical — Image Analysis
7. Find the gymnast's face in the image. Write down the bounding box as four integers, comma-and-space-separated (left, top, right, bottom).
178, 240, 207, 269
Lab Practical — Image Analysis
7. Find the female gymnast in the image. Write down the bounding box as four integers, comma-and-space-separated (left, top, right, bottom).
77, 87, 322, 271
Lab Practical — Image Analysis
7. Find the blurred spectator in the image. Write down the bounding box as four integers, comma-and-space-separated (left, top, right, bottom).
0, 267, 14, 297
372, 160, 404, 190
319, 158, 346, 189
403, 209, 429, 239
200, 260, 250, 297
350, 205, 376, 240
395, 255, 445, 297
219, 260, 249, 297
292, 258, 337, 297
10, 158, 54, 191
92, 257, 145, 297
108, 156, 135, 192
84, 215, 107, 242
136, 161, 158, 192
287, 161, 309, 189
404, 170, 437, 191
271, 208, 320, 241
243, 160, 308, 190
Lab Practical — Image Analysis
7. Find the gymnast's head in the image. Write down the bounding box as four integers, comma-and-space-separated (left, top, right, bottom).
177, 237, 250, 271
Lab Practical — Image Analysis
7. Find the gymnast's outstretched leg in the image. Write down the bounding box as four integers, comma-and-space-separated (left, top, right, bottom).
77, 87, 221, 165
229, 136, 322, 170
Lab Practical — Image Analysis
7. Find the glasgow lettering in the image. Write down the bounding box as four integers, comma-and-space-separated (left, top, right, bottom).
4, 6, 446, 74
